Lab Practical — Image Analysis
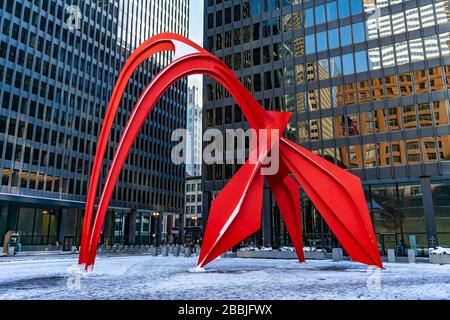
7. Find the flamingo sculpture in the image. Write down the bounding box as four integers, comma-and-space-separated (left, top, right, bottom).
78, 33, 383, 270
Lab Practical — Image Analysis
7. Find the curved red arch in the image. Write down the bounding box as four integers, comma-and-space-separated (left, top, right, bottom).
80, 33, 383, 270
84, 52, 293, 267
79, 33, 204, 264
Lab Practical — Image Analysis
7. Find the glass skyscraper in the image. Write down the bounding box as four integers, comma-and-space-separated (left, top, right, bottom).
0, 0, 189, 250
203, 0, 450, 256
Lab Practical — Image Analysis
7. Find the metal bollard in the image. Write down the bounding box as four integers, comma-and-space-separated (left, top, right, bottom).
174, 245, 180, 257
162, 245, 169, 257
184, 246, 191, 257
408, 249, 416, 263
387, 249, 396, 263
332, 248, 343, 262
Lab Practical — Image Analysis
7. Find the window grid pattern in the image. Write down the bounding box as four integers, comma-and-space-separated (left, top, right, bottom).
0, 0, 189, 214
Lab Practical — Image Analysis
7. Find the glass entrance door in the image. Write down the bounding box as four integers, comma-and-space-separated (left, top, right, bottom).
380, 233, 397, 255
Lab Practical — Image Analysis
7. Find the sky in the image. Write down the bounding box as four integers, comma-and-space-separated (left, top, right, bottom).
188, 0, 204, 93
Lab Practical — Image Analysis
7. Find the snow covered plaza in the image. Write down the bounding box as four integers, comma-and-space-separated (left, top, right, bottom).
0, 255, 449, 300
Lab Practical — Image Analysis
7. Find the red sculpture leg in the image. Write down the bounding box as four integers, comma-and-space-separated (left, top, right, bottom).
267, 167, 305, 262
79, 33, 205, 264
198, 160, 265, 268
279, 138, 382, 268
198, 112, 292, 268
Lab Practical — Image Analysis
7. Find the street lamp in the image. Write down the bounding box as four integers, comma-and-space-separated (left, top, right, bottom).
191, 216, 199, 244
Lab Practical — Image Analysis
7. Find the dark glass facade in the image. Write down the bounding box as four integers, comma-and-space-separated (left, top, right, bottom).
0, 0, 189, 249
203, 0, 450, 255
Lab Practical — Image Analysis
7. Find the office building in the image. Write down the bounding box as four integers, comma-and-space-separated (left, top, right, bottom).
203, 0, 450, 255
186, 85, 203, 177
0, 0, 189, 250
184, 175, 203, 244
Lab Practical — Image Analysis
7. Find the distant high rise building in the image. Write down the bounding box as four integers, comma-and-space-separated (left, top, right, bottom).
184, 176, 203, 245
186, 85, 203, 177
203, 0, 450, 255
0, 0, 189, 250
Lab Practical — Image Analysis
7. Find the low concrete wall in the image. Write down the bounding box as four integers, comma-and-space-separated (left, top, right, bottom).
429, 254, 450, 264
237, 250, 327, 260
19, 245, 61, 252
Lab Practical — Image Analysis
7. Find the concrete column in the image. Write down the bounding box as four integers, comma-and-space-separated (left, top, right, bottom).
156, 214, 162, 247
128, 209, 137, 245
167, 214, 173, 244
178, 212, 184, 245
7, 205, 18, 231
162, 214, 168, 244
57, 208, 68, 245
420, 177, 438, 247
262, 185, 272, 247
0, 205, 10, 238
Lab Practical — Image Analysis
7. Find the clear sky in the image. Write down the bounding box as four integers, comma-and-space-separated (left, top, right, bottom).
188, 0, 204, 92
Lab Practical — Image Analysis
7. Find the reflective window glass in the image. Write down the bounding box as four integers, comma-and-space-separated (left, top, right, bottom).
330, 56, 342, 77
318, 59, 329, 80
355, 50, 367, 73
381, 45, 395, 68
353, 22, 365, 44
328, 28, 339, 49
326, 1, 338, 22
350, 0, 362, 15
406, 8, 420, 32
409, 39, 424, 62
378, 15, 392, 38
342, 53, 354, 75
316, 31, 328, 52
424, 35, 440, 59
315, 5, 326, 25
320, 89, 332, 109
340, 25, 352, 47
305, 8, 314, 27
392, 12, 406, 35
305, 34, 316, 54
338, 0, 350, 19
395, 41, 410, 65
251, 0, 261, 16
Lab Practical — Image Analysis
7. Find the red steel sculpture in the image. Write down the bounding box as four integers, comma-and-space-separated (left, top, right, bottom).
79, 33, 383, 270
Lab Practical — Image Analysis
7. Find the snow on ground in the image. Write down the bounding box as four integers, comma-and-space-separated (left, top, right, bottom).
0, 255, 449, 300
